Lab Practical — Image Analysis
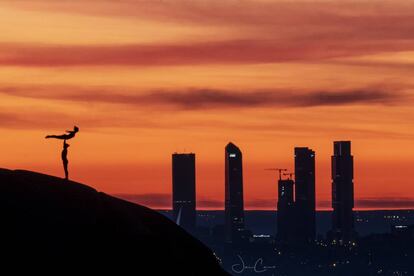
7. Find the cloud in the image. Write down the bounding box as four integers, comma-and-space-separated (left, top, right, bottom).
0, 111, 77, 129
318, 197, 414, 209
1, 1, 414, 69
9, 1, 414, 34
246, 199, 276, 209
143, 89, 403, 109
115, 194, 223, 209
0, 107, 159, 131
355, 197, 414, 209
113, 193, 273, 209
114, 193, 171, 208
197, 198, 279, 209
198, 198, 223, 209
113, 194, 414, 210
4, 0, 414, 68
1, 85, 406, 110
0, 39, 413, 67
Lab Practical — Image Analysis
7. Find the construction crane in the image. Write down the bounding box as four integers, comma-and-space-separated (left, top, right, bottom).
283, 172, 295, 180
264, 168, 287, 180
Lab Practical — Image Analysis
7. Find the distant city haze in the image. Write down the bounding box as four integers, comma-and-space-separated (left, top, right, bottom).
1, 1, 414, 210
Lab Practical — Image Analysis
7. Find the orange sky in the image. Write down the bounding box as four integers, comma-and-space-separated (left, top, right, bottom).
1, 0, 414, 210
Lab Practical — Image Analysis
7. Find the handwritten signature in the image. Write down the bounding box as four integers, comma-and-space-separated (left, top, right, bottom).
231, 255, 276, 274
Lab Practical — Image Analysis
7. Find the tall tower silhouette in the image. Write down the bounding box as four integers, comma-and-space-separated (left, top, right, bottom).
331, 141, 355, 241
172, 153, 196, 232
225, 142, 245, 243
294, 147, 316, 242
277, 177, 295, 243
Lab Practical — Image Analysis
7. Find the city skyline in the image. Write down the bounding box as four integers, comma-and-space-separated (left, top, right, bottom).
112, 139, 412, 211
170, 141, 357, 247
1, 1, 414, 210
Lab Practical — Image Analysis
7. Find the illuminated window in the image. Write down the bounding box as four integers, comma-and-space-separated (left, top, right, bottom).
229, 153, 236, 157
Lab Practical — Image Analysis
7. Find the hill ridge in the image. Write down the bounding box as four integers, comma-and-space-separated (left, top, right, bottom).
0, 168, 227, 275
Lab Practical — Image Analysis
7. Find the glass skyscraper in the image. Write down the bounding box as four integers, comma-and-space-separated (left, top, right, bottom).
225, 142, 245, 243
172, 153, 196, 232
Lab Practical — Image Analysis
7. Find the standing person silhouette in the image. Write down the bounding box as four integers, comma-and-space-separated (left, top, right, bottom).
62, 140, 70, 180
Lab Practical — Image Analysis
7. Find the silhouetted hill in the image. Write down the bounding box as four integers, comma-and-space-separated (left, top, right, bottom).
0, 168, 227, 274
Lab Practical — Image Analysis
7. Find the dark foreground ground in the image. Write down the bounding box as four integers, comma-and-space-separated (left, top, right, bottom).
0, 168, 227, 275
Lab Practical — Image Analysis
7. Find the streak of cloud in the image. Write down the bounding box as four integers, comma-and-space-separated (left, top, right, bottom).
117, 194, 414, 210
0, 39, 413, 67
115, 193, 171, 208
318, 197, 414, 209
1, 85, 406, 109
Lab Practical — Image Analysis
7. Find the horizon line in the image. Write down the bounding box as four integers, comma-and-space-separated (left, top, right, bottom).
153, 208, 414, 212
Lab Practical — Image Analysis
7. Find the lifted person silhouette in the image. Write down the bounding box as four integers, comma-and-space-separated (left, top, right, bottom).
46, 126, 79, 140
62, 140, 70, 180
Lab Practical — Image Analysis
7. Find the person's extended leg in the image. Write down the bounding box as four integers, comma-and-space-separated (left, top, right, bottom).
45, 134, 72, 140
46, 134, 67, 139
45, 135, 62, 139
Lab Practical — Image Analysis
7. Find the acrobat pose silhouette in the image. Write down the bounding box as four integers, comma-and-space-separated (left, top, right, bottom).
46, 126, 79, 180
46, 126, 79, 140
62, 140, 70, 180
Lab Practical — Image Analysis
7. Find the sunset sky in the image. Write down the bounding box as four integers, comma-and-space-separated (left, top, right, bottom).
1, 0, 414, 210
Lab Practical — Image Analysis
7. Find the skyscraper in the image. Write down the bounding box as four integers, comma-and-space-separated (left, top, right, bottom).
294, 147, 316, 242
331, 141, 355, 241
277, 178, 295, 243
172, 153, 196, 232
225, 142, 245, 243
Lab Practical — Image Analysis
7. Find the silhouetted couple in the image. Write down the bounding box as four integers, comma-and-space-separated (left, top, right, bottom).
46, 126, 79, 180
